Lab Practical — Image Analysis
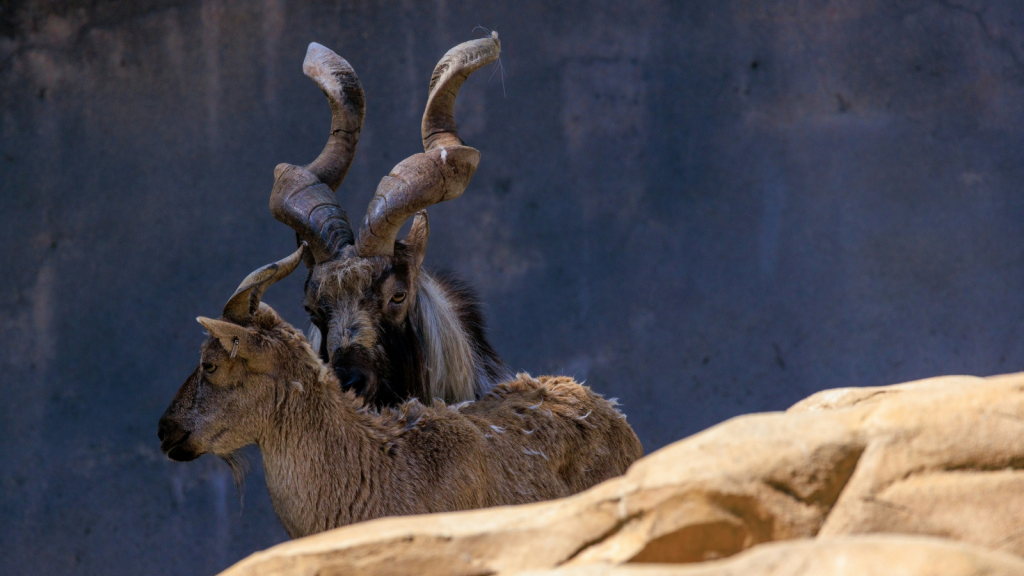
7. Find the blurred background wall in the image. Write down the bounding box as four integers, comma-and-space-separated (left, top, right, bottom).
2, 0, 1023, 573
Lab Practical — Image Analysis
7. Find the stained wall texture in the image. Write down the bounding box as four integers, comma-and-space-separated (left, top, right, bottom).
2, 1, 1023, 574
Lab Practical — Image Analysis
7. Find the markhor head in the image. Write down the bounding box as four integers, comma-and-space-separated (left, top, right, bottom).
158, 244, 314, 463
268, 34, 506, 407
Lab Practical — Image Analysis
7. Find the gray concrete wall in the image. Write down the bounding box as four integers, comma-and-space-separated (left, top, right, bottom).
2, 0, 1023, 573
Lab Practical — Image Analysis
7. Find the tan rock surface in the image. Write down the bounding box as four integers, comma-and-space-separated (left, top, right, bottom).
513, 536, 1024, 576
219, 373, 1024, 576
796, 374, 1024, 555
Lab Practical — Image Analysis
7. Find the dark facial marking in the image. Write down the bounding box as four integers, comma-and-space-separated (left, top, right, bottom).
158, 368, 202, 461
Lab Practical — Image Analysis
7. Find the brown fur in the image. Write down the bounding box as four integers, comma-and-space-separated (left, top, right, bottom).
158, 303, 644, 538
304, 218, 510, 408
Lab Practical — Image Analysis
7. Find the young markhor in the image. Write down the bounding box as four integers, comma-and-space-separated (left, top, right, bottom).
157, 244, 643, 538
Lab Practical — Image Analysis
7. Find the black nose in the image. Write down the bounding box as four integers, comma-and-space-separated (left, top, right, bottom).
334, 365, 368, 394
157, 416, 173, 442
157, 415, 198, 461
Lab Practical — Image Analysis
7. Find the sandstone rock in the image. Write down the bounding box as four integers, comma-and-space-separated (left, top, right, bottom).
513, 536, 1024, 576
219, 373, 1024, 576
793, 374, 1024, 556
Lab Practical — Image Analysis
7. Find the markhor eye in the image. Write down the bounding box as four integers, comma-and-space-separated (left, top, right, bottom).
202, 362, 217, 374
391, 292, 407, 303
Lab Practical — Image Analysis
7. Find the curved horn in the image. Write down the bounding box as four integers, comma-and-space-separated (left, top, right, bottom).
223, 243, 308, 323
422, 32, 501, 151
303, 42, 366, 189
270, 164, 354, 264
355, 34, 500, 257
270, 43, 365, 264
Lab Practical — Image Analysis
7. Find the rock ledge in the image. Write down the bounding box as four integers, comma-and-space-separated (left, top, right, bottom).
221, 373, 1024, 576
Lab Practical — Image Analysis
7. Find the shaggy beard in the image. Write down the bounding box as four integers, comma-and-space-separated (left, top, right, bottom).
220, 452, 250, 508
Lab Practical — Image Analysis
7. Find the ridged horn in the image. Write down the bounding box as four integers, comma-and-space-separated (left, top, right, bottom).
223, 243, 308, 323
270, 42, 365, 264
422, 32, 501, 151
355, 33, 500, 257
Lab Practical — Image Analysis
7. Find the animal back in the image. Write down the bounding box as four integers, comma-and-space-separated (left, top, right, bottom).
462, 374, 643, 500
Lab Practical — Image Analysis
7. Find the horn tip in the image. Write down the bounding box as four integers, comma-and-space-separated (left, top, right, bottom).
303, 42, 339, 79
304, 42, 331, 60
273, 163, 292, 180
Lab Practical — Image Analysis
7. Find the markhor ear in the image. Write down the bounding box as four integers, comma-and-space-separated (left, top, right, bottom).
404, 210, 429, 272
197, 317, 253, 359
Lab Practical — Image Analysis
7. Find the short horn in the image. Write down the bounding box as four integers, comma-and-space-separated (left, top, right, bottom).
270, 43, 364, 264
422, 32, 500, 152
222, 243, 308, 323
356, 35, 498, 257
